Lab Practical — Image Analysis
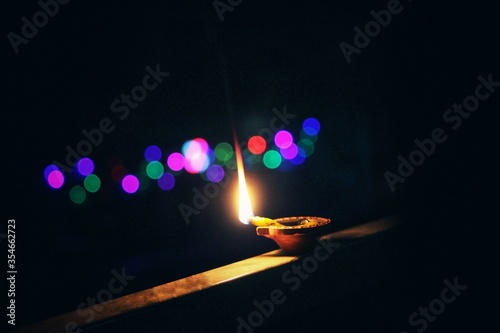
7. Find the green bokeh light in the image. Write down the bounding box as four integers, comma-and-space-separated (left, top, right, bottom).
263, 150, 282, 169
298, 139, 315, 157
83, 174, 101, 193
215, 142, 233, 162
146, 161, 164, 180
137, 172, 151, 191
300, 129, 318, 143
243, 148, 260, 165
70, 186, 86, 204
224, 158, 236, 170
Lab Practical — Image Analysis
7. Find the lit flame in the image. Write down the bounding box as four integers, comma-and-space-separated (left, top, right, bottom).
234, 136, 254, 224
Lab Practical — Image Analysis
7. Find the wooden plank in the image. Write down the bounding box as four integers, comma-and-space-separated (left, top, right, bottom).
9, 251, 298, 333
9, 216, 399, 333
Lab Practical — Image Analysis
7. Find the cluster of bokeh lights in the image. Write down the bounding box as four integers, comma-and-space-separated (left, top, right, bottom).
45, 157, 102, 204
44, 117, 321, 204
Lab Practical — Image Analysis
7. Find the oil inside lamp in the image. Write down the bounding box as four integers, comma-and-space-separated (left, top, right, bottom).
234, 138, 331, 254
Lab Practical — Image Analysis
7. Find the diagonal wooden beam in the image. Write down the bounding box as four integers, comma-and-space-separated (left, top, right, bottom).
9, 216, 399, 333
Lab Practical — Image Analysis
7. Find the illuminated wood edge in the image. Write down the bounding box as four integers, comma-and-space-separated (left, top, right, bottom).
10, 216, 399, 333
9, 250, 298, 333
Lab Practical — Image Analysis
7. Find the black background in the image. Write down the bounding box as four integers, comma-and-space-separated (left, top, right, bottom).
2, 0, 497, 332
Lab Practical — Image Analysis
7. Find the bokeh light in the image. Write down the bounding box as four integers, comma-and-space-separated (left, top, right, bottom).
144, 145, 162, 162
224, 158, 237, 170
248, 136, 266, 154
47, 170, 65, 189
183, 138, 210, 174
45, 117, 323, 203
207, 148, 216, 164
243, 148, 259, 166
280, 142, 298, 160
167, 152, 185, 171
77, 158, 94, 176
263, 150, 282, 169
111, 165, 128, 183
122, 175, 140, 194
206, 164, 225, 183
214, 142, 233, 162
302, 117, 320, 136
70, 186, 86, 204
44, 164, 59, 180
137, 172, 151, 191
300, 129, 318, 143
158, 172, 175, 190
290, 147, 307, 165
298, 139, 315, 157
274, 130, 293, 149
146, 161, 164, 179
84, 174, 101, 193
183, 138, 209, 155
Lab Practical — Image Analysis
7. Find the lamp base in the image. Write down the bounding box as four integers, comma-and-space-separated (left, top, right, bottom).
255, 216, 331, 254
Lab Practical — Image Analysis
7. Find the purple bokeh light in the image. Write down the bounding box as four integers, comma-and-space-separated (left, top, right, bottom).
206, 164, 225, 183
77, 158, 94, 176
158, 172, 175, 190
121, 175, 140, 193
280, 142, 298, 160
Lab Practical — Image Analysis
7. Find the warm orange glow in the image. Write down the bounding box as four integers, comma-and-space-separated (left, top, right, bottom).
234, 137, 254, 224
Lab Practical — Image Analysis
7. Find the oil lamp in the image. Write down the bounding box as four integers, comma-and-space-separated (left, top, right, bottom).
234, 138, 331, 254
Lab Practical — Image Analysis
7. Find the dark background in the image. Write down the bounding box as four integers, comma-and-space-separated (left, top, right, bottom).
2, 0, 496, 332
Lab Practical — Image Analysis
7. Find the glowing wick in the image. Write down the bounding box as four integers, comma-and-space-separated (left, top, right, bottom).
248, 216, 277, 226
